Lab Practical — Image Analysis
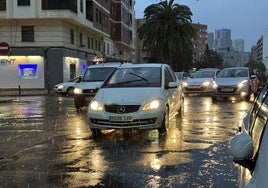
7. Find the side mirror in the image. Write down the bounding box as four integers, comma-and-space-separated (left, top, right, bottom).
251, 75, 257, 79
166, 82, 178, 89
230, 133, 253, 160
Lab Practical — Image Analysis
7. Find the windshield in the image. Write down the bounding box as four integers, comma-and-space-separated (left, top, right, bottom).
192, 71, 215, 78
175, 73, 183, 79
217, 68, 248, 78
102, 67, 161, 88
82, 67, 117, 82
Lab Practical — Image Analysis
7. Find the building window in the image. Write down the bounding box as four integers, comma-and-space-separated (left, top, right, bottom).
91, 38, 94, 49
70, 29, 74, 44
79, 33, 83, 46
87, 37, 90, 49
80, 0, 83, 12
0, 0, 6, 10
95, 40, 97, 51
18, 0, 30, 6
21, 26, 34, 42
42, 0, 77, 13
95, 9, 98, 22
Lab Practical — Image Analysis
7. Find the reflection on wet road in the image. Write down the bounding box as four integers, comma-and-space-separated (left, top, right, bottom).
0, 95, 252, 187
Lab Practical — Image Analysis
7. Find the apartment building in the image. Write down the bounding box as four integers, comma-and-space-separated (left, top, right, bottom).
0, 0, 135, 92
192, 23, 207, 66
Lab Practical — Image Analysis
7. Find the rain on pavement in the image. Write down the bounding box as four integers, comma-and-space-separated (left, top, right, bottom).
0, 95, 252, 187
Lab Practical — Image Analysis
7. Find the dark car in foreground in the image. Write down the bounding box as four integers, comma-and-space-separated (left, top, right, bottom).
230, 81, 268, 187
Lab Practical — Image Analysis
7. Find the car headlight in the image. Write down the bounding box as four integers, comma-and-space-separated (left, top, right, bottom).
183, 82, 188, 87
212, 81, 218, 89
89, 100, 103, 111
74, 87, 83, 94
202, 81, 211, 87
142, 98, 163, 110
58, 85, 64, 89
238, 80, 248, 88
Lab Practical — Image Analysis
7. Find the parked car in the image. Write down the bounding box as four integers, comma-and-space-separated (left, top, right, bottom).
211, 67, 258, 101
86, 63, 184, 137
54, 75, 82, 96
73, 62, 125, 110
182, 68, 220, 96
229, 81, 268, 188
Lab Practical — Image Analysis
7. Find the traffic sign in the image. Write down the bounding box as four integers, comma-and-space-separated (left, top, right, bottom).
0, 42, 10, 55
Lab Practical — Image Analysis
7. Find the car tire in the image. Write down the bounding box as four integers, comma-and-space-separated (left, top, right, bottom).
91, 128, 102, 137
74, 98, 81, 111
211, 96, 217, 102
158, 106, 169, 134
244, 94, 251, 101
66, 87, 74, 97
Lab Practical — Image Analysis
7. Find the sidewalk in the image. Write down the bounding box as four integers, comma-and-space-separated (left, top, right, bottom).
0, 88, 50, 96
0, 89, 53, 103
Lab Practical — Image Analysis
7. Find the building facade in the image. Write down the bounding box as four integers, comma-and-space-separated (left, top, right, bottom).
253, 34, 268, 72
0, 0, 135, 92
233, 39, 244, 52
192, 23, 207, 66
207, 32, 214, 50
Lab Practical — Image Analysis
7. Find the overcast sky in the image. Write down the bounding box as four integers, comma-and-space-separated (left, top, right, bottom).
134, 0, 268, 52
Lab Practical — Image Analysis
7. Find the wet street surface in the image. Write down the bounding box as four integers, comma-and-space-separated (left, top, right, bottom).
0, 95, 252, 187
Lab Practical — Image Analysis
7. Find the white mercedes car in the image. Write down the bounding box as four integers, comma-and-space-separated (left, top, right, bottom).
86, 63, 184, 137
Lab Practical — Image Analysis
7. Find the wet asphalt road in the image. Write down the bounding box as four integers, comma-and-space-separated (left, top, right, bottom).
0, 95, 252, 188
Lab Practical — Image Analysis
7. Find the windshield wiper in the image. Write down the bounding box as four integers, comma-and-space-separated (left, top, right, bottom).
117, 79, 144, 85
129, 72, 150, 85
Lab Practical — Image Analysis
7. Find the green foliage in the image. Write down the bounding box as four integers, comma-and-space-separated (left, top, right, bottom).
245, 60, 266, 73
137, 0, 196, 70
199, 44, 223, 69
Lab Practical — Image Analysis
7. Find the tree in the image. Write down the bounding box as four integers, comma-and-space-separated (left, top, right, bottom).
245, 60, 266, 73
199, 44, 223, 69
137, 0, 196, 70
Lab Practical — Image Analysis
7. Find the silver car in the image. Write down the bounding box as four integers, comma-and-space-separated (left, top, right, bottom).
211, 67, 258, 101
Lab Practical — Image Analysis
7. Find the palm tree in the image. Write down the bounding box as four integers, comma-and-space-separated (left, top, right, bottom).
137, 0, 196, 69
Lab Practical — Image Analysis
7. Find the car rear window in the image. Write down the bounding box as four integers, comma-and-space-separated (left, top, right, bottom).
82, 67, 117, 82
217, 68, 248, 78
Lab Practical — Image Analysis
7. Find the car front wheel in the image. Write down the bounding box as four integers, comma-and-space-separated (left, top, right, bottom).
158, 106, 169, 134
66, 87, 75, 97
91, 128, 102, 137
211, 96, 217, 102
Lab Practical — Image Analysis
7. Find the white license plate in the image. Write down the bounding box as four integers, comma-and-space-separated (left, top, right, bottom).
109, 116, 133, 121
189, 85, 200, 88
221, 88, 234, 92
85, 97, 92, 101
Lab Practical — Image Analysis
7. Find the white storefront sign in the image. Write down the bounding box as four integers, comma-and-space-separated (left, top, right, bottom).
0, 56, 44, 89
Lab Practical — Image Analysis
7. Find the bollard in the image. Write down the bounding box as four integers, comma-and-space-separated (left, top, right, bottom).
18, 85, 21, 96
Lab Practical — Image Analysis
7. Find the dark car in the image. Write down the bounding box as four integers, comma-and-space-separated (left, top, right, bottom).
229, 81, 268, 187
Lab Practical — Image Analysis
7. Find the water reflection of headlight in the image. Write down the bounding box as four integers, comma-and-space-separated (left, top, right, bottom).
151, 158, 161, 171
